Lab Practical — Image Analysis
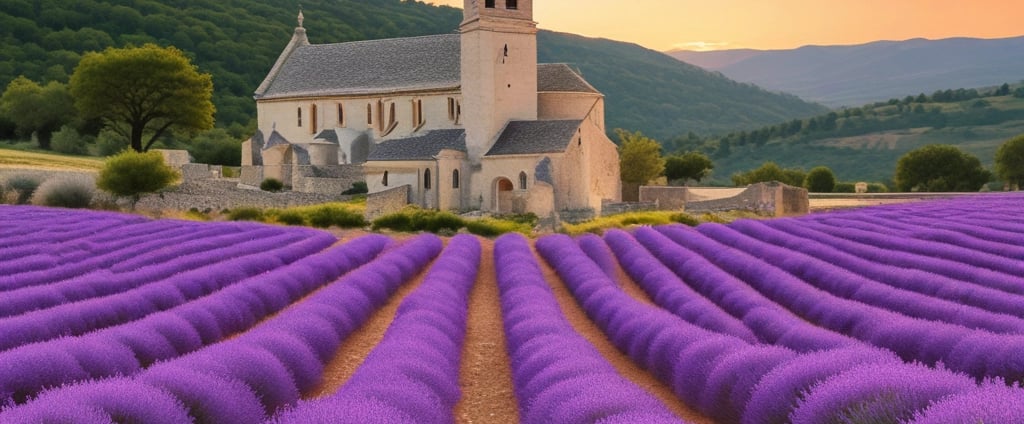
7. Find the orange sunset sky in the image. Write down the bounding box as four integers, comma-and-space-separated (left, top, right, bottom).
425, 0, 1023, 51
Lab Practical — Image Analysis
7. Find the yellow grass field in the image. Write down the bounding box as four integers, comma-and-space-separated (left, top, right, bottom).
0, 148, 103, 172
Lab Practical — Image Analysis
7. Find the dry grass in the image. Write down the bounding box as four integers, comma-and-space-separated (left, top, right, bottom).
0, 148, 103, 171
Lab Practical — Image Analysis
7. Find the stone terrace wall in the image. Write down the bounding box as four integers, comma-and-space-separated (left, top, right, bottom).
601, 201, 658, 216
638, 186, 688, 211
686, 182, 808, 217
292, 165, 364, 195
365, 185, 410, 221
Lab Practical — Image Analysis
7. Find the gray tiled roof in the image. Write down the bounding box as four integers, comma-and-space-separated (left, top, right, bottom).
486, 120, 582, 156
257, 34, 603, 99
314, 129, 339, 145
537, 64, 600, 94
367, 129, 467, 161
263, 130, 291, 150
257, 34, 462, 99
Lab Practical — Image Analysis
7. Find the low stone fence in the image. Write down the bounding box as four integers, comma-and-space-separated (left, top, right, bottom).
601, 201, 658, 216
686, 182, 808, 217
365, 185, 410, 221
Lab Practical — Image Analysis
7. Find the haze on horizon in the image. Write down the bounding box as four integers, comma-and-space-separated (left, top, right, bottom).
426, 0, 1023, 52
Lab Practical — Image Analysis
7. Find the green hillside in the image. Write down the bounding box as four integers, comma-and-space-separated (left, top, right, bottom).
0, 0, 826, 141
536, 31, 828, 140
683, 88, 1024, 185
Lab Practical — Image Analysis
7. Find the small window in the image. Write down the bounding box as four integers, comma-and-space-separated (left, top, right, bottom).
297, 108, 302, 127
484, 0, 495, 8
519, 171, 527, 190
506, 0, 517, 9
412, 99, 424, 129
382, 171, 389, 187
424, 168, 431, 190
452, 170, 460, 189
447, 98, 456, 121
310, 104, 318, 134
338, 103, 345, 127
367, 103, 373, 125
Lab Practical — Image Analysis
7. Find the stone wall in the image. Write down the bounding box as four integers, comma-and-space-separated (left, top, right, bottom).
365, 185, 410, 221
558, 208, 596, 224
291, 165, 364, 195
686, 182, 808, 217
601, 201, 658, 216
180, 164, 215, 180
638, 186, 688, 211
239, 166, 264, 187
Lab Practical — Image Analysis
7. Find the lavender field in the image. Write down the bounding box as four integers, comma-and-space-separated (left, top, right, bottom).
2, 195, 1024, 423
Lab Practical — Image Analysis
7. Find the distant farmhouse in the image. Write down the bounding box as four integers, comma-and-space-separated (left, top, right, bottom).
242, 0, 621, 217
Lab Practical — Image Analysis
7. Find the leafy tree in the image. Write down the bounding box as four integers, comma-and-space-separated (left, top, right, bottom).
804, 166, 836, 193
995, 134, 1024, 189
995, 83, 1011, 96
70, 44, 214, 153
0, 76, 75, 149
96, 150, 179, 208
617, 129, 665, 185
50, 125, 92, 155
1015, 87, 1024, 98
895, 144, 991, 192
187, 128, 241, 166
732, 162, 806, 187
664, 152, 713, 185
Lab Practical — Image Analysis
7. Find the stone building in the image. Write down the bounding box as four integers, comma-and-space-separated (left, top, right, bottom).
243, 0, 621, 216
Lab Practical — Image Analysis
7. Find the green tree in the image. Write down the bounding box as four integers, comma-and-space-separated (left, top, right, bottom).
995, 134, 1024, 189
96, 150, 179, 208
617, 129, 665, 185
804, 166, 837, 193
664, 152, 713, 185
187, 128, 242, 166
895, 144, 991, 192
732, 162, 806, 187
70, 44, 214, 153
0, 76, 75, 149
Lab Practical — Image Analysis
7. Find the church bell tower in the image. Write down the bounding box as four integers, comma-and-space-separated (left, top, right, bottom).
460, 0, 538, 163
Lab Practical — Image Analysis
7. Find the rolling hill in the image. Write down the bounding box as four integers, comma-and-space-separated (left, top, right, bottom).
687, 90, 1024, 185
670, 36, 1024, 108
0, 0, 826, 141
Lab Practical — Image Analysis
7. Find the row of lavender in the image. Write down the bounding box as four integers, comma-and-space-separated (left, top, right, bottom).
568, 194, 1024, 422
0, 205, 454, 422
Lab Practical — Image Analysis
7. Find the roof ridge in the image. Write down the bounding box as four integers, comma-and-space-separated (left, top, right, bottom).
304, 32, 459, 49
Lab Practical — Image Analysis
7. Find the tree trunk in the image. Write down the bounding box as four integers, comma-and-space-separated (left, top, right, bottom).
130, 124, 144, 152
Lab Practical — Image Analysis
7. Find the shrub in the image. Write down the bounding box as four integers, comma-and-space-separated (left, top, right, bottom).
274, 210, 306, 226
261, 178, 284, 192
372, 208, 463, 234
342, 181, 368, 195
187, 128, 242, 166
96, 150, 178, 208
227, 207, 265, 222
307, 205, 366, 228
866, 183, 889, 193
465, 217, 532, 237
804, 166, 837, 193
833, 183, 856, 193
30, 176, 94, 208
670, 213, 700, 226
50, 126, 91, 155
93, 130, 127, 157
4, 174, 42, 204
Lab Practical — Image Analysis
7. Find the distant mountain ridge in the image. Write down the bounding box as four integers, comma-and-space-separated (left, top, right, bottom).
670, 36, 1024, 108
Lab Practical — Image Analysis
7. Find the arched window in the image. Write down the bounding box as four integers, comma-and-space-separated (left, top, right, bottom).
519, 171, 528, 190
338, 103, 345, 126
297, 107, 302, 127
424, 168, 432, 190
452, 170, 460, 189
382, 171, 389, 187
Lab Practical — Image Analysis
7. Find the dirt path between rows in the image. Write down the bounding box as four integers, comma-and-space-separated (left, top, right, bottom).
455, 238, 519, 423
532, 245, 716, 424
307, 252, 434, 398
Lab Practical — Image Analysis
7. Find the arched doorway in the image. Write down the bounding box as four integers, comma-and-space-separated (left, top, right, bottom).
495, 178, 514, 214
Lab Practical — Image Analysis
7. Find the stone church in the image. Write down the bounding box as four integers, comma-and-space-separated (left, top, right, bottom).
243, 0, 621, 217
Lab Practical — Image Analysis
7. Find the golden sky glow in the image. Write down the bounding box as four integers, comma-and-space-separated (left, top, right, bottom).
426, 0, 1023, 51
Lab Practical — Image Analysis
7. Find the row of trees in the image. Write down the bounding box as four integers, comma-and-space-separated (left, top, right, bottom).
619, 127, 1024, 193
0, 44, 245, 164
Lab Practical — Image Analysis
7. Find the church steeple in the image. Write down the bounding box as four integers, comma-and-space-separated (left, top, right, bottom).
459, 0, 538, 163
254, 8, 309, 97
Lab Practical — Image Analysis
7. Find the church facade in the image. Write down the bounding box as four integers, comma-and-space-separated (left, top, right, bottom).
244, 0, 621, 217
